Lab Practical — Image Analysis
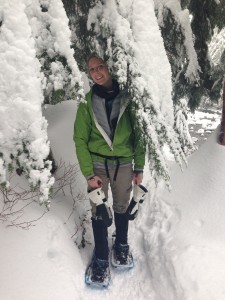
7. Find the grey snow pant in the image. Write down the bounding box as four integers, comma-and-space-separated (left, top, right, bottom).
90, 163, 133, 217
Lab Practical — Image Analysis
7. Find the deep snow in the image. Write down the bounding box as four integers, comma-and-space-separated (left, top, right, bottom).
0, 100, 225, 300
160, 127, 225, 300
0, 0, 224, 299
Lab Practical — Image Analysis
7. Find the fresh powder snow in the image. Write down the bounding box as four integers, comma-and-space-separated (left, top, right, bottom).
0, 100, 224, 300
0, 0, 225, 300
0, 0, 54, 204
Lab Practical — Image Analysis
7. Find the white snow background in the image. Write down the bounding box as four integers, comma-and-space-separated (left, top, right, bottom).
1, 0, 225, 299
0, 101, 224, 300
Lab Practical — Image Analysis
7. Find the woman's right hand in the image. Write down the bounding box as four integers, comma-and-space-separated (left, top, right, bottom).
87, 175, 102, 189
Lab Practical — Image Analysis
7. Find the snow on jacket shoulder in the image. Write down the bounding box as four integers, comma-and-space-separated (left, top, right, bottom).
73, 88, 145, 178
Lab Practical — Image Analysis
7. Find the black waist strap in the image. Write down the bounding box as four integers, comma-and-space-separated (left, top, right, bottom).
90, 151, 123, 181
90, 151, 124, 160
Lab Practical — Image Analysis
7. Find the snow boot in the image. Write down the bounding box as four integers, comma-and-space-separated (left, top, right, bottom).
111, 242, 133, 268
85, 219, 110, 287
114, 212, 128, 245
85, 254, 110, 288
111, 212, 133, 268
92, 218, 109, 260
91, 255, 110, 283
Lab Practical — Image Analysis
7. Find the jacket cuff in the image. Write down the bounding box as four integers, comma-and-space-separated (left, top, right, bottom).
133, 169, 143, 175
85, 174, 95, 181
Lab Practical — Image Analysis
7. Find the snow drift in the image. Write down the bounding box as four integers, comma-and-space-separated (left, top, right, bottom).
0, 101, 225, 300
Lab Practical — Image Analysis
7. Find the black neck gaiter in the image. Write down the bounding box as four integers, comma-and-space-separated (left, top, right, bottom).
92, 79, 120, 101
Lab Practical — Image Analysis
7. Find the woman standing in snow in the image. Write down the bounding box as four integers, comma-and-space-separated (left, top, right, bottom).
74, 54, 145, 285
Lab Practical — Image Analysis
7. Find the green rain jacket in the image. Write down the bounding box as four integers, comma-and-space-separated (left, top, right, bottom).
73, 89, 145, 178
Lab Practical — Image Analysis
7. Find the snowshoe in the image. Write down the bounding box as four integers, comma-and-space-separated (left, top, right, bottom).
111, 243, 134, 269
85, 255, 111, 288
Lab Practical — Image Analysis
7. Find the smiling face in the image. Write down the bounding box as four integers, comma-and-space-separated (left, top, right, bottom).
88, 57, 112, 89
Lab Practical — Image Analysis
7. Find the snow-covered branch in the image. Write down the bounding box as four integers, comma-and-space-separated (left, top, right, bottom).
153, 0, 201, 84
25, 0, 85, 104
0, 0, 54, 206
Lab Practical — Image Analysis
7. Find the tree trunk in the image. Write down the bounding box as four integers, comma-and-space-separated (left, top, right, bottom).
219, 82, 225, 145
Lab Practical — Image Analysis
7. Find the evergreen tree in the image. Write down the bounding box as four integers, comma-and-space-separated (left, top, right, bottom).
154, 0, 201, 111
26, 0, 84, 104
154, 0, 225, 111
174, 99, 193, 155
209, 28, 225, 66
0, 0, 84, 207
0, 0, 53, 207
62, 0, 96, 71
188, 0, 221, 107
